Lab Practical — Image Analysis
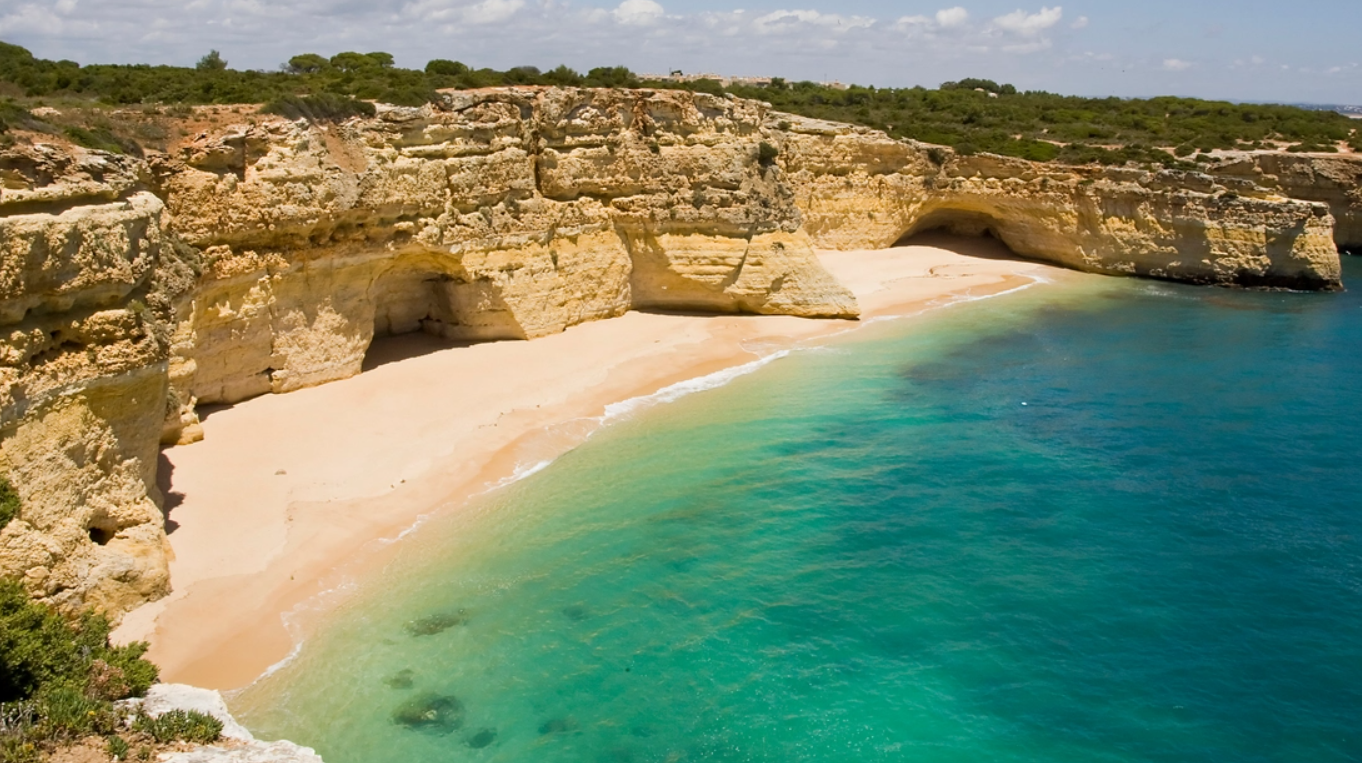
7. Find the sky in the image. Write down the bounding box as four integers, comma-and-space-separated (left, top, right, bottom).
1, 0, 1359, 103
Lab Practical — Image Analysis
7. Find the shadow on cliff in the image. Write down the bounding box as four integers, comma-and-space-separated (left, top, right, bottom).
893, 230, 1027, 262
361, 333, 477, 373
155, 453, 183, 534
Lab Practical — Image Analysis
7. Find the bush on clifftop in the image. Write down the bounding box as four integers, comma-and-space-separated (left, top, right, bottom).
0, 39, 1357, 169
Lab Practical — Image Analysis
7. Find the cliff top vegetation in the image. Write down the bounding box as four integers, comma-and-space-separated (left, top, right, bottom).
1, 41, 1359, 168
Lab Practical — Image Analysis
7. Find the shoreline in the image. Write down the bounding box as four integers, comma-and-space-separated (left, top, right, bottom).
113, 236, 1083, 691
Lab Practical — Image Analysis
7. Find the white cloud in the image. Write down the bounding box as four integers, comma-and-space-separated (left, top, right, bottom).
463, 0, 523, 23
1070, 15, 1087, 29
993, 6, 1062, 36
894, 14, 932, 30
0, 4, 64, 35
402, 0, 524, 24
894, 6, 971, 36
1163, 58, 1192, 71
1004, 39, 1052, 54
935, 6, 968, 28
752, 9, 873, 35
613, 0, 662, 26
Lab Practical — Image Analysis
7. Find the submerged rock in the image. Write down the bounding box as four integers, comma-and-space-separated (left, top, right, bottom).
404, 610, 467, 636
383, 669, 415, 689
466, 728, 497, 749
538, 717, 578, 735
561, 605, 589, 622
392, 693, 465, 733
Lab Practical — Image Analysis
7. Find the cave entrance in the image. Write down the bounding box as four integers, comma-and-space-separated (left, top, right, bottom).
891, 209, 1023, 262
364, 269, 467, 372
362, 267, 526, 372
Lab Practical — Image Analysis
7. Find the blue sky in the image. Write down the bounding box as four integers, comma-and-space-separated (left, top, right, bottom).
2, 0, 1358, 103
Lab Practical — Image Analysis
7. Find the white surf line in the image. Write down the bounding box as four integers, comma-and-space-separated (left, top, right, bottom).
227, 272, 1055, 694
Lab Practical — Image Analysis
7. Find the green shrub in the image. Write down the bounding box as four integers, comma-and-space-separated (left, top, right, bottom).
62, 125, 138, 155
0, 736, 39, 763
757, 141, 779, 167
262, 94, 378, 122
425, 59, 468, 77
0, 580, 158, 704
132, 710, 223, 744
107, 735, 129, 760
195, 51, 226, 72
0, 479, 17, 532
32, 685, 119, 739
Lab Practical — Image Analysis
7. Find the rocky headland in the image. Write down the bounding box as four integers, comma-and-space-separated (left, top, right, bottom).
0, 85, 1356, 627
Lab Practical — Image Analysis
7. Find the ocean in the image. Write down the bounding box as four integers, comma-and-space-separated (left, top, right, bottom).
233, 256, 1362, 762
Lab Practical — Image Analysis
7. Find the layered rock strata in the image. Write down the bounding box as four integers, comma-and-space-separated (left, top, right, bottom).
1205, 152, 1362, 250
157, 88, 858, 439
0, 145, 195, 616
1, 88, 859, 616
0, 88, 1354, 620
773, 115, 1342, 289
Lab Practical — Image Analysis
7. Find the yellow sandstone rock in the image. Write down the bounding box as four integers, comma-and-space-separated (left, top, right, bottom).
0, 88, 1351, 619
775, 114, 1342, 289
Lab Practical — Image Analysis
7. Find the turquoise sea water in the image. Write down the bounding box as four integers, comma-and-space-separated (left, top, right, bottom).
235, 257, 1362, 762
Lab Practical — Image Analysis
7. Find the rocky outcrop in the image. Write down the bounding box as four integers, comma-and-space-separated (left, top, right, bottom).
0, 88, 859, 617
155, 88, 858, 440
1205, 152, 1362, 250
0, 144, 196, 617
774, 115, 1342, 289
1, 88, 1356, 621
136, 684, 325, 762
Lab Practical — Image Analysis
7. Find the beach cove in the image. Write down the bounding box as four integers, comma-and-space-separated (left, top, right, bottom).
224, 252, 1362, 763
114, 236, 1076, 690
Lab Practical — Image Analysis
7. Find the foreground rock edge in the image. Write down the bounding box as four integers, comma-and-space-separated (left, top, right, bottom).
135, 684, 324, 762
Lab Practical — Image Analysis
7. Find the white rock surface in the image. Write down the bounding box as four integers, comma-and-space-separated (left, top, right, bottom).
159, 739, 325, 763
141, 684, 254, 741
135, 684, 325, 763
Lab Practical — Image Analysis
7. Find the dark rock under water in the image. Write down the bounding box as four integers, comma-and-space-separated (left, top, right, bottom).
391, 693, 464, 733
404, 610, 467, 636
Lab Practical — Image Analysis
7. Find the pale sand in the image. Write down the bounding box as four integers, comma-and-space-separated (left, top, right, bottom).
113, 235, 1081, 690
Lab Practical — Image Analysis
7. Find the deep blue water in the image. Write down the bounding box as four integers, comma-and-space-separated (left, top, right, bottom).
237, 257, 1362, 762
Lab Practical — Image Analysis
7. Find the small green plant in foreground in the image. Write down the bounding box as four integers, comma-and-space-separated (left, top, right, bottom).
132, 710, 223, 744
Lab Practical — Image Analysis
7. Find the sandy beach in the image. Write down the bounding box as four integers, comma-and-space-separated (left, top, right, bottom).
113, 235, 1079, 690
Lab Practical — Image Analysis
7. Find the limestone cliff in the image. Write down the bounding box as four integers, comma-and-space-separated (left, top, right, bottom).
1, 88, 1356, 620
1205, 152, 1362, 251
774, 115, 1342, 290
0, 88, 859, 616
0, 144, 196, 616
155, 88, 858, 437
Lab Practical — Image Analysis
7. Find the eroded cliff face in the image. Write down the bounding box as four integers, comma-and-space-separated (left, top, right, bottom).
155, 88, 858, 440
0, 88, 860, 616
1206, 152, 1362, 251
1, 88, 1355, 619
775, 115, 1342, 289
0, 145, 197, 616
